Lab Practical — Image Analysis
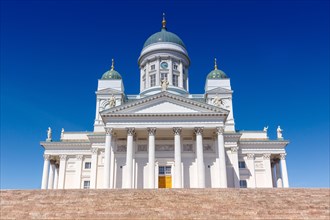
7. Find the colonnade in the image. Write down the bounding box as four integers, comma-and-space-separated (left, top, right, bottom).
103, 126, 227, 189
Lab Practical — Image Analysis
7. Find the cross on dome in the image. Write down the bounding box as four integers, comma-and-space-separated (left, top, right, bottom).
214, 58, 218, 70
162, 13, 166, 29
111, 58, 115, 70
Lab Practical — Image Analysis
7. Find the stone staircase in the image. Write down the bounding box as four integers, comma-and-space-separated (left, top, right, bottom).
1, 188, 329, 219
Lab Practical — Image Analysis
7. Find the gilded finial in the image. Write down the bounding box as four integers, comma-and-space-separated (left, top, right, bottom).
214, 58, 218, 70
111, 58, 114, 70
162, 13, 166, 29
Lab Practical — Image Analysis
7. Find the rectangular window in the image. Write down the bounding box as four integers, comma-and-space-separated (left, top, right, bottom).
183, 78, 187, 90
150, 74, 156, 87
151, 64, 155, 70
238, 161, 246, 169
173, 64, 178, 70
172, 74, 179, 86
142, 74, 146, 89
84, 162, 91, 169
239, 180, 247, 188
160, 73, 168, 81
83, 180, 90, 189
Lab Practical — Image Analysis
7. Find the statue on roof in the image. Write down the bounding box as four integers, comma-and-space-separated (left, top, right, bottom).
46, 127, 52, 142
212, 95, 224, 107
108, 95, 116, 108
161, 79, 169, 91
277, 126, 283, 139
263, 126, 268, 132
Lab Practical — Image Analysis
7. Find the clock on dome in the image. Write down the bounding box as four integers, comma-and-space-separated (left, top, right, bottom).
160, 62, 168, 69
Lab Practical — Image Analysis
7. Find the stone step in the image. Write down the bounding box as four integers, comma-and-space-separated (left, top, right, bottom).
1, 188, 329, 219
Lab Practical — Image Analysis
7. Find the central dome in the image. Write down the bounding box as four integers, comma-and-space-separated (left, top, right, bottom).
143, 28, 186, 49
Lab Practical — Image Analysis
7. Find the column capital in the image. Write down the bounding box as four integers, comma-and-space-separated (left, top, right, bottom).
231, 146, 239, 153
91, 148, 98, 155
59, 154, 67, 160
247, 153, 255, 160
105, 127, 113, 135
173, 127, 182, 135
263, 153, 271, 159
76, 155, 83, 160
147, 127, 156, 136
280, 153, 287, 160
216, 126, 225, 135
126, 127, 136, 136
43, 154, 51, 161
194, 127, 204, 135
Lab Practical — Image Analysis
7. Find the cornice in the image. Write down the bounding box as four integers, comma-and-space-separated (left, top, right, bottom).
40, 141, 91, 150
103, 112, 227, 118
100, 92, 229, 116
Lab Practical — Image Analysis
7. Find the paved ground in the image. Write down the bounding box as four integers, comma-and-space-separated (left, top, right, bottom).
1, 188, 329, 219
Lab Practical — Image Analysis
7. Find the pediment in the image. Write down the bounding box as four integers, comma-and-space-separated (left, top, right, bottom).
206, 87, 233, 94
100, 92, 228, 116
96, 88, 123, 95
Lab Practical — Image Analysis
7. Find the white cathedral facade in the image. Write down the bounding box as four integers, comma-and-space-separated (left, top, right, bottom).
40, 16, 289, 190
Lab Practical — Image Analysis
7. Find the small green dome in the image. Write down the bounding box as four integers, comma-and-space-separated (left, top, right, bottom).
101, 69, 122, 80
101, 59, 122, 80
143, 28, 186, 49
207, 69, 228, 79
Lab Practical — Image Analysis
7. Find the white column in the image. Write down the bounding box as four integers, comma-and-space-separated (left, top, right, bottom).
125, 127, 135, 188
54, 163, 59, 189
58, 154, 67, 189
173, 127, 182, 188
110, 140, 115, 189
280, 154, 289, 188
168, 58, 173, 85
147, 127, 156, 188
75, 155, 83, 189
89, 148, 98, 189
263, 153, 273, 188
231, 147, 240, 188
246, 154, 256, 188
104, 127, 113, 188
275, 162, 283, 188
48, 160, 56, 189
41, 154, 50, 189
216, 127, 227, 188
194, 127, 205, 188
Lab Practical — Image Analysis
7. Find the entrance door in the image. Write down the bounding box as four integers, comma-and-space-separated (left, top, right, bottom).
158, 166, 172, 188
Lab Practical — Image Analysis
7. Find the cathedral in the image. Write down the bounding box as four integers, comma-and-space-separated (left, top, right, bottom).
40, 15, 289, 190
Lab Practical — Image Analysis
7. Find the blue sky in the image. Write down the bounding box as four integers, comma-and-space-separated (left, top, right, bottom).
1, 0, 329, 189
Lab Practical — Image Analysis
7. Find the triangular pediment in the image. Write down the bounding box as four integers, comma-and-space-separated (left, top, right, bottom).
100, 92, 228, 116
96, 88, 123, 95
206, 87, 233, 94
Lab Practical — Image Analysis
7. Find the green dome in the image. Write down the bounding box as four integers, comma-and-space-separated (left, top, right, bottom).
143, 28, 186, 49
207, 69, 228, 79
101, 69, 122, 80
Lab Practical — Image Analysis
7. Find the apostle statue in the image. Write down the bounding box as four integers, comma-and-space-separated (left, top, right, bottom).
60, 128, 64, 140
46, 127, 52, 141
108, 95, 116, 108
277, 126, 283, 139
161, 79, 169, 91
263, 126, 268, 132
212, 95, 223, 107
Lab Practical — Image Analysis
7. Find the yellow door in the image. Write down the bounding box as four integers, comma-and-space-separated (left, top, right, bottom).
165, 176, 172, 188
158, 166, 172, 188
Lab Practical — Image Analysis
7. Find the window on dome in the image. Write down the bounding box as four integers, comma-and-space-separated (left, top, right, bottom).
151, 64, 155, 71
173, 64, 178, 70
172, 74, 179, 86
160, 73, 168, 81
150, 74, 156, 87
183, 77, 187, 90
142, 74, 146, 89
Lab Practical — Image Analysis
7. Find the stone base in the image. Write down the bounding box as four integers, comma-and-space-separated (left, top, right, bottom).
1, 188, 329, 219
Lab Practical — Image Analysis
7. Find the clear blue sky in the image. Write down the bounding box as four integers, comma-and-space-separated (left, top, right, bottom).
1, 0, 329, 189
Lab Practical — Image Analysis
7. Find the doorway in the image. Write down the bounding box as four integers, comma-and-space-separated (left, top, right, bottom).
158, 166, 172, 188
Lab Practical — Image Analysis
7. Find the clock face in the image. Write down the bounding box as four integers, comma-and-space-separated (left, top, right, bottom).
160, 62, 168, 69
